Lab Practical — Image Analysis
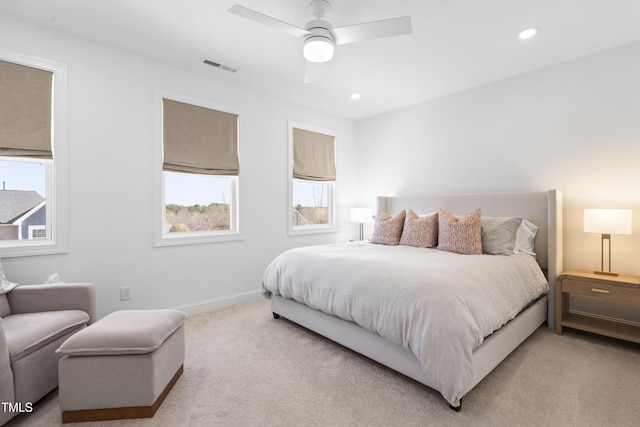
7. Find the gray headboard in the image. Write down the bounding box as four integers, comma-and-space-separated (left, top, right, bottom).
376, 190, 563, 328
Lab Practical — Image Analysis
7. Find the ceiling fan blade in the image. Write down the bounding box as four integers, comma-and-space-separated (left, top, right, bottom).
333, 15, 412, 46
303, 61, 324, 84
228, 4, 310, 38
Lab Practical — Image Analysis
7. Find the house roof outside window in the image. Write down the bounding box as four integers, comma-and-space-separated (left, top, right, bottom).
0, 190, 45, 224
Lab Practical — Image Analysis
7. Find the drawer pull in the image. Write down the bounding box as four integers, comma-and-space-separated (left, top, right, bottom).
591, 288, 610, 294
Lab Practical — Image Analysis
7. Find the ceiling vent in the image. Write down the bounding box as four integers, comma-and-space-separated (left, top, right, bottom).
203, 59, 238, 73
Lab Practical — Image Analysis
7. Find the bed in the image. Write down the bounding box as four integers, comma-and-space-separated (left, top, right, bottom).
262, 190, 563, 410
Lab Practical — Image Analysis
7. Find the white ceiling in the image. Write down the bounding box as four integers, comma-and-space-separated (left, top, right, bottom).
2, 0, 640, 120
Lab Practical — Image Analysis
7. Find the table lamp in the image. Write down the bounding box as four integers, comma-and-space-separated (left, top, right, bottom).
350, 208, 373, 241
584, 208, 632, 276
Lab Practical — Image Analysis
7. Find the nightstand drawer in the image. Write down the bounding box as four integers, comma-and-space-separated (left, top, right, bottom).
562, 278, 640, 303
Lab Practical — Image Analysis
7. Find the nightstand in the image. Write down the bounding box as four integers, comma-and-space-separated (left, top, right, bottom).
555, 269, 640, 344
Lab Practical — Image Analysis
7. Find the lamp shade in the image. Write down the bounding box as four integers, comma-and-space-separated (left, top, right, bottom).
350, 208, 373, 224
584, 209, 632, 235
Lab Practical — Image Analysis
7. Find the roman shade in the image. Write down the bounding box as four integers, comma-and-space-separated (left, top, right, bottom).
0, 60, 53, 159
162, 98, 239, 176
292, 128, 335, 181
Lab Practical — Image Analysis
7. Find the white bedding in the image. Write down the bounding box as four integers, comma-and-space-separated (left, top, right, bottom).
262, 242, 549, 406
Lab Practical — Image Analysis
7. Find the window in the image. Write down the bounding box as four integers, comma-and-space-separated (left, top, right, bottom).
0, 49, 68, 257
153, 90, 242, 246
29, 225, 47, 240
288, 121, 337, 235
292, 180, 330, 226
164, 173, 234, 233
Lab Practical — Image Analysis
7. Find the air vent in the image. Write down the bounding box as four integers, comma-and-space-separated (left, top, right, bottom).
203, 59, 238, 73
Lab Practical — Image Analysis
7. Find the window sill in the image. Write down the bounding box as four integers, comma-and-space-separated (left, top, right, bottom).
153, 232, 244, 247
289, 225, 339, 237
0, 241, 68, 258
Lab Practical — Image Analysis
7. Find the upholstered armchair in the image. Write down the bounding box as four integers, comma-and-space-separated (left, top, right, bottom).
0, 283, 96, 425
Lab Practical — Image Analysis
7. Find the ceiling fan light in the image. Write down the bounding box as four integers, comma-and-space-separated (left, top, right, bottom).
303, 37, 334, 63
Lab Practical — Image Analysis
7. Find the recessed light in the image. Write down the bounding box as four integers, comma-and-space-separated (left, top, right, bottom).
350, 93, 361, 101
518, 27, 537, 40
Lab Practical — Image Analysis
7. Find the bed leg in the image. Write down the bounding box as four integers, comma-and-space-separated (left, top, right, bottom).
272, 312, 280, 320
448, 398, 462, 412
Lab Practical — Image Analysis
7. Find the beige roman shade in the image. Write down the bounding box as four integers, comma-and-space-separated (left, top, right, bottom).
162, 98, 239, 175
292, 128, 336, 181
0, 60, 53, 159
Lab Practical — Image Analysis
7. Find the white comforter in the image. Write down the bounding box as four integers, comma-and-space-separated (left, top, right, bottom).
262, 242, 549, 406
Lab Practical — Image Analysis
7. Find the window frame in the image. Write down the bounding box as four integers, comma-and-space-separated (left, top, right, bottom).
0, 49, 68, 258
287, 120, 338, 236
152, 88, 244, 247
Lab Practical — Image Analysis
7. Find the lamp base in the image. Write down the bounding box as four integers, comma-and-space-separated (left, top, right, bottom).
594, 270, 619, 277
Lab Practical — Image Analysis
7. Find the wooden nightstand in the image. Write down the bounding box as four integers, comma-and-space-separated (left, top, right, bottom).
556, 269, 640, 344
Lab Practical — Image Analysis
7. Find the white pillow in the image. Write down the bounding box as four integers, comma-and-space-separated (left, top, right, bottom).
514, 219, 538, 256
481, 217, 522, 255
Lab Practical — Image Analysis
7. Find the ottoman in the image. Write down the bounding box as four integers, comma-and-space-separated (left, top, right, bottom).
56, 309, 185, 423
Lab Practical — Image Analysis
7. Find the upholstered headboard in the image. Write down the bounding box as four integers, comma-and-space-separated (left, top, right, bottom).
376, 190, 563, 328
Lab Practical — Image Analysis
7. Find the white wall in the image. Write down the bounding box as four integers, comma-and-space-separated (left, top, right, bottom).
0, 16, 359, 317
3, 15, 639, 321
356, 41, 640, 320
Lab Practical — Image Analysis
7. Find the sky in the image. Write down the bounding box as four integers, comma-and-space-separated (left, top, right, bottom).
292, 181, 328, 208
165, 172, 231, 206
165, 172, 326, 207
0, 159, 46, 195
1, 160, 325, 208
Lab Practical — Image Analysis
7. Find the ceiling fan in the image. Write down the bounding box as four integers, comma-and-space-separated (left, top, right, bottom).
228, 0, 412, 81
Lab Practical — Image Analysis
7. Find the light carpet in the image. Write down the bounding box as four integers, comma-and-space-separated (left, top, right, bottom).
6, 299, 640, 427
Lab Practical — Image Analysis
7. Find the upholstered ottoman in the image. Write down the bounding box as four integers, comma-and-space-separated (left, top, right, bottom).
56, 309, 185, 423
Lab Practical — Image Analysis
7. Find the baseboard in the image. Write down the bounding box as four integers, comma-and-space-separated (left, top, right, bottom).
61, 365, 183, 423
170, 288, 263, 316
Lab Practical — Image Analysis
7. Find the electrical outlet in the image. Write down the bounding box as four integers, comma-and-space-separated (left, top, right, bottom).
120, 286, 131, 301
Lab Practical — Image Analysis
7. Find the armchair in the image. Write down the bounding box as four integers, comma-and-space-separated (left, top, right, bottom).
0, 283, 96, 425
